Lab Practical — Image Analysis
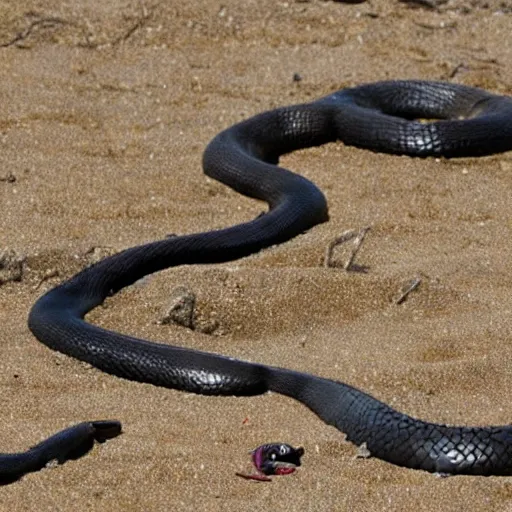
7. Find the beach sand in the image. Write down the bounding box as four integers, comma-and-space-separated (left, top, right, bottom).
1, 0, 512, 510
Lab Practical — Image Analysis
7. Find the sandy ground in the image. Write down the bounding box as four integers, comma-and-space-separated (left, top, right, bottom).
1, 0, 512, 510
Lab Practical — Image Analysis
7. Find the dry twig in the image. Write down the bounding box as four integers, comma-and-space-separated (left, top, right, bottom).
324, 227, 370, 271
395, 276, 422, 304
0, 17, 70, 48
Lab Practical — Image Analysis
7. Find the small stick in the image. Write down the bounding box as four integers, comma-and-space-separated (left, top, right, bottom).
0, 17, 69, 48
324, 227, 370, 271
395, 277, 421, 304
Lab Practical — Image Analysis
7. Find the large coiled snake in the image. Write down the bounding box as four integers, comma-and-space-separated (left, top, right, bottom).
15, 80, 512, 479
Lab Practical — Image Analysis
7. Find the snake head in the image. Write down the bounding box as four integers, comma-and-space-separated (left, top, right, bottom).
251, 443, 305, 476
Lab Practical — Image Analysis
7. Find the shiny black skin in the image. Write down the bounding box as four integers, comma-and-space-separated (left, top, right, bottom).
0, 421, 121, 484
28, 81, 512, 475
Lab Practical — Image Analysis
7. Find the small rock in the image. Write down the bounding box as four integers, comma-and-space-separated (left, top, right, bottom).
355, 442, 371, 458
159, 286, 196, 329
0, 248, 25, 285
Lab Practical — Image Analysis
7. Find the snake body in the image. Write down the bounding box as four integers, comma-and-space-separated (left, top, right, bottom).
27, 81, 512, 476
0, 421, 121, 484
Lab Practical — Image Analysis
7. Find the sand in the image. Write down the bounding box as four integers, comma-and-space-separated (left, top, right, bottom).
1, 0, 512, 510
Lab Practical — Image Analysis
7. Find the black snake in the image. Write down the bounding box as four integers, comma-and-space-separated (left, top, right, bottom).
12, 80, 512, 479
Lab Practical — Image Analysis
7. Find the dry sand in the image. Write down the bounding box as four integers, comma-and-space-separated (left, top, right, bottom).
1, 0, 512, 510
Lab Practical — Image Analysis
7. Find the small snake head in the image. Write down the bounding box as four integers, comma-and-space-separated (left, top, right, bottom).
251, 443, 305, 476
